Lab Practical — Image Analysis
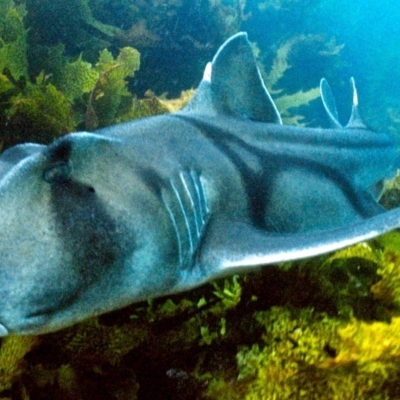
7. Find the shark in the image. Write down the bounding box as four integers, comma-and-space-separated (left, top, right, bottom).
0, 32, 399, 336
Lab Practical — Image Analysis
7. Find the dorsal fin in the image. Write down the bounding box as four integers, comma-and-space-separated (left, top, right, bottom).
320, 78, 342, 128
345, 77, 367, 129
182, 32, 282, 124
320, 77, 368, 130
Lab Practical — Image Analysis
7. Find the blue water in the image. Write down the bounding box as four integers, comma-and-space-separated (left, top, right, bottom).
242, 0, 400, 132
19, 0, 400, 137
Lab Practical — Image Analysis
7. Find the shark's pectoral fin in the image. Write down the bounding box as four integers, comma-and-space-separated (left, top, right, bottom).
192, 209, 400, 282
320, 77, 367, 129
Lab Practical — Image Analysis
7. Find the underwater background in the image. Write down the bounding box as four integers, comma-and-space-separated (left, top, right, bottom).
2, 0, 400, 399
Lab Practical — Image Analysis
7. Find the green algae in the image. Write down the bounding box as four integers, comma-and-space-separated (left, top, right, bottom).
85, 46, 141, 129
0, 336, 38, 392
7, 74, 75, 142
203, 305, 400, 400
0, 0, 142, 146
0, 2, 28, 82
258, 33, 345, 126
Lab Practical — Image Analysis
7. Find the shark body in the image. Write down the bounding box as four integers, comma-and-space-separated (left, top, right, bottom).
0, 32, 399, 335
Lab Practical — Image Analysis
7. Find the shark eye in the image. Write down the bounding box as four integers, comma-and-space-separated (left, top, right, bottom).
43, 162, 71, 183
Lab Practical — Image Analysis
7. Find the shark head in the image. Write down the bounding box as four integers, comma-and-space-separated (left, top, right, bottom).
0, 133, 179, 334
0, 134, 125, 333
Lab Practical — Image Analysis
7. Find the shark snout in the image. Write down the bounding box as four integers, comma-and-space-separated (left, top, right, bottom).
0, 321, 9, 336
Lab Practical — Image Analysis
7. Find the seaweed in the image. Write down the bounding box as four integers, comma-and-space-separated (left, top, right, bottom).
0, 0, 144, 147
6, 75, 74, 143
372, 232, 400, 309
0, 1, 28, 82
25, 0, 120, 64
259, 33, 344, 125
0, 1, 68, 145
121, 88, 195, 122
84, 46, 140, 129
0, 0, 142, 146
218, 307, 399, 400
0, 335, 38, 392
107, 0, 249, 96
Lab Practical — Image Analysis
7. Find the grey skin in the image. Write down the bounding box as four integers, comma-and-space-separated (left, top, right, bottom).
0, 32, 399, 336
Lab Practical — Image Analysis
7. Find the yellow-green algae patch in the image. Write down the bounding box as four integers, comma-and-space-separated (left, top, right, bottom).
0, 335, 39, 392
205, 307, 400, 399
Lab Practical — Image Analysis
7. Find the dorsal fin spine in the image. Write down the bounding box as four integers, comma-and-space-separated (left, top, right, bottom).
345, 77, 367, 129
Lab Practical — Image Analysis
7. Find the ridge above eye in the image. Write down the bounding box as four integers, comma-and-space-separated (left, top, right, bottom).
43, 161, 71, 183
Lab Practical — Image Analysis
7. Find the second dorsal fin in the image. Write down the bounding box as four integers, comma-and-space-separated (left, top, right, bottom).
320, 78, 342, 128
320, 77, 368, 129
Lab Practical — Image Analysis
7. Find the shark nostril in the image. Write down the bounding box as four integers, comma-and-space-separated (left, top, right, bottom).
43, 162, 71, 183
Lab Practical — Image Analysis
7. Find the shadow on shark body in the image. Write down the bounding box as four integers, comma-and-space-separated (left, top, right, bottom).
0, 32, 399, 336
